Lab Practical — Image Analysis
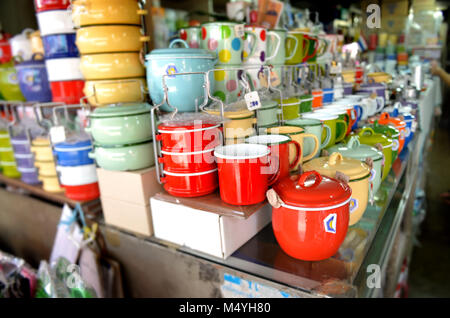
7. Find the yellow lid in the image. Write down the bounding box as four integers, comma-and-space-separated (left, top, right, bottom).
303, 152, 371, 181
32, 137, 50, 146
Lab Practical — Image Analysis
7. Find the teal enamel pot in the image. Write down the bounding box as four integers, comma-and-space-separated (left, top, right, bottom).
145, 39, 216, 112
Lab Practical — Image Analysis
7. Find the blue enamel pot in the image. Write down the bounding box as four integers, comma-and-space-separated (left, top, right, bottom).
145, 39, 217, 113
15, 54, 52, 102
53, 139, 94, 167
42, 33, 79, 59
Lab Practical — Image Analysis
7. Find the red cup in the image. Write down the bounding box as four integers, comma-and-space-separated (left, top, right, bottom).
157, 123, 222, 153
245, 135, 301, 181
50, 80, 85, 104
214, 143, 280, 206
161, 169, 218, 197
62, 182, 100, 201
34, 0, 70, 12
159, 148, 217, 173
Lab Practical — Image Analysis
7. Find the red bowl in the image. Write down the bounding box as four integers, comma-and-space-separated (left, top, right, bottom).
161, 169, 218, 197
50, 80, 85, 105
272, 202, 350, 261
159, 149, 217, 173
157, 123, 222, 153
34, 0, 70, 12
62, 182, 100, 201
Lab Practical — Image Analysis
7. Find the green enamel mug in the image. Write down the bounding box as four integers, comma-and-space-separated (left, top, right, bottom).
267, 29, 297, 65
284, 118, 330, 159
275, 97, 300, 121
200, 22, 256, 65
298, 94, 313, 113
314, 108, 350, 141
256, 99, 279, 127
302, 112, 347, 148
285, 31, 310, 65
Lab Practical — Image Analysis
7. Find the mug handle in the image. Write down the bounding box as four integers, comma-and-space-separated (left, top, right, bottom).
300, 37, 310, 62
335, 119, 348, 143
243, 31, 258, 61
267, 155, 281, 186
265, 31, 281, 62
285, 34, 298, 61
302, 133, 319, 162
302, 35, 318, 62
321, 124, 332, 149
375, 96, 385, 113
288, 140, 301, 170
316, 38, 329, 57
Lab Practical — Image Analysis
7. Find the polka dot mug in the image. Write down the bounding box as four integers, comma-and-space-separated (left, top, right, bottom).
243, 26, 281, 66
179, 27, 201, 48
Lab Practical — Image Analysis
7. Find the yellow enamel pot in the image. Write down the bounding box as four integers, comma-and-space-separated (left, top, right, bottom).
80, 52, 145, 80
38, 174, 64, 193
303, 152, 371, 226
31, 137, 53, 161
205, 109, 256, 139
76, 25, 150, 54
83, 78, 146, 106
72, 0, 148, 27
266, 125, 319, 169
34, 160, 57, 176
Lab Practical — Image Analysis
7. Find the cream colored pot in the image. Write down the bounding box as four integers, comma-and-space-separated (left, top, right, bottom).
83, 78, 146, 106
80, 52, 145, 80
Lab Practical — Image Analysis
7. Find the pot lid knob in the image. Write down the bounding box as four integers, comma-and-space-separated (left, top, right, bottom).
328, 152, 344, 166
380, 112, 390, 120
347, 136, 360, 149
298, 170, 323, 189
169, 39, 189, 48
359, 127, 375, 137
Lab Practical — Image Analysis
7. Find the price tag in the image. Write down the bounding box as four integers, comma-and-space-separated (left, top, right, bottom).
270, 70, 281, 87
244, 91, 261, 111
234, 24, 245, 37
50, 125, 66, 144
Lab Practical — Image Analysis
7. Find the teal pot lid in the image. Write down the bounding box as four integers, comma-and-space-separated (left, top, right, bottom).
89, 103, 151, 118
328, 136, 383, 161
146, 39, 215, 60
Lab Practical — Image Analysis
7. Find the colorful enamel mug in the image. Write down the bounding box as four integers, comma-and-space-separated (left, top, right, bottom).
285, 30, 309, 65
200, 22, 252, 65
275, 97, 300, 121
211, 66, 244, 103
302, 112, 347, 149
246, 134, 301, 181
179, 26, 201, 48
266, 125, 319, 170
266, 29, 298, 65
284, 118, 329, 159
243, 26, 280, 65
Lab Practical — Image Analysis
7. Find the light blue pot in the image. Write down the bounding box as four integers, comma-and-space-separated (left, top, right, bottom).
145, 39, 217, 112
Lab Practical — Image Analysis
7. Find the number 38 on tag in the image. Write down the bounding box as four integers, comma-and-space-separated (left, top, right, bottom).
244, 91, 261, 111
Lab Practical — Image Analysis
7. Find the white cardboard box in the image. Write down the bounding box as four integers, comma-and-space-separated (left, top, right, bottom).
102, 197, 154, 237
150, 194, 272, 259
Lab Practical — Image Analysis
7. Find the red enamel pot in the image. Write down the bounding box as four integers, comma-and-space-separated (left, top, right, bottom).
34, 0, 70, 12
161, 169, 218, 197
62, 182, 100, 201
268, 170, 352, 261
215, 143, 279, 206
157, 122, 222, 153
50, 80, 85, 104
159, 148, 216, 173
245, 134, 301, 181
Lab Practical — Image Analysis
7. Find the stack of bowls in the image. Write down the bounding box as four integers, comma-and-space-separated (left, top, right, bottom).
72, 0, 148, 107
87, 104, 155, 171
31, 136, 64, 192
0, 127, 21, 178
35, 0, 84, 104
54, 137, 99, 201
155, 114, 222, 197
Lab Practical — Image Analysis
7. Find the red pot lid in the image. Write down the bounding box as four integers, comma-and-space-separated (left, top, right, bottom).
377, 112, 406, 128
158, 122, 219, 132
272, 171, 351, 209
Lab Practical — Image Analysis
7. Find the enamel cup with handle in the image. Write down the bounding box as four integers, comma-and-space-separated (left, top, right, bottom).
243, 26, 281, 65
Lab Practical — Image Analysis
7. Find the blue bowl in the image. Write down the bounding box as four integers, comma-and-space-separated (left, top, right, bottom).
42, 33, 79, 59
54, 139, 94, 166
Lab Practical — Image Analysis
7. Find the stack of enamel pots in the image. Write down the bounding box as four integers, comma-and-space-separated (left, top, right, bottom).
0, 119, 21, 179
87, 104, 155, 171
72, 0, 148, 107
154, 113, 222, 198
31, 135, 64, 193
34, 0, 85, 104
54, 136, 99, 201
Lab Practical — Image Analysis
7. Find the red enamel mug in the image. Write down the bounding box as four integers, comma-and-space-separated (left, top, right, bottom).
245, 134, 301, 180
214, 143, 279, 206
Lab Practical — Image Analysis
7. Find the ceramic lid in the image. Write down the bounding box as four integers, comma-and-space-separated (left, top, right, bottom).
89, 103, 151, 118
146, 39, 215, 60
356, 127, 393, 147
272, 170, 352, 209
303, 152, 371, 181
327, 136, 383, 161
